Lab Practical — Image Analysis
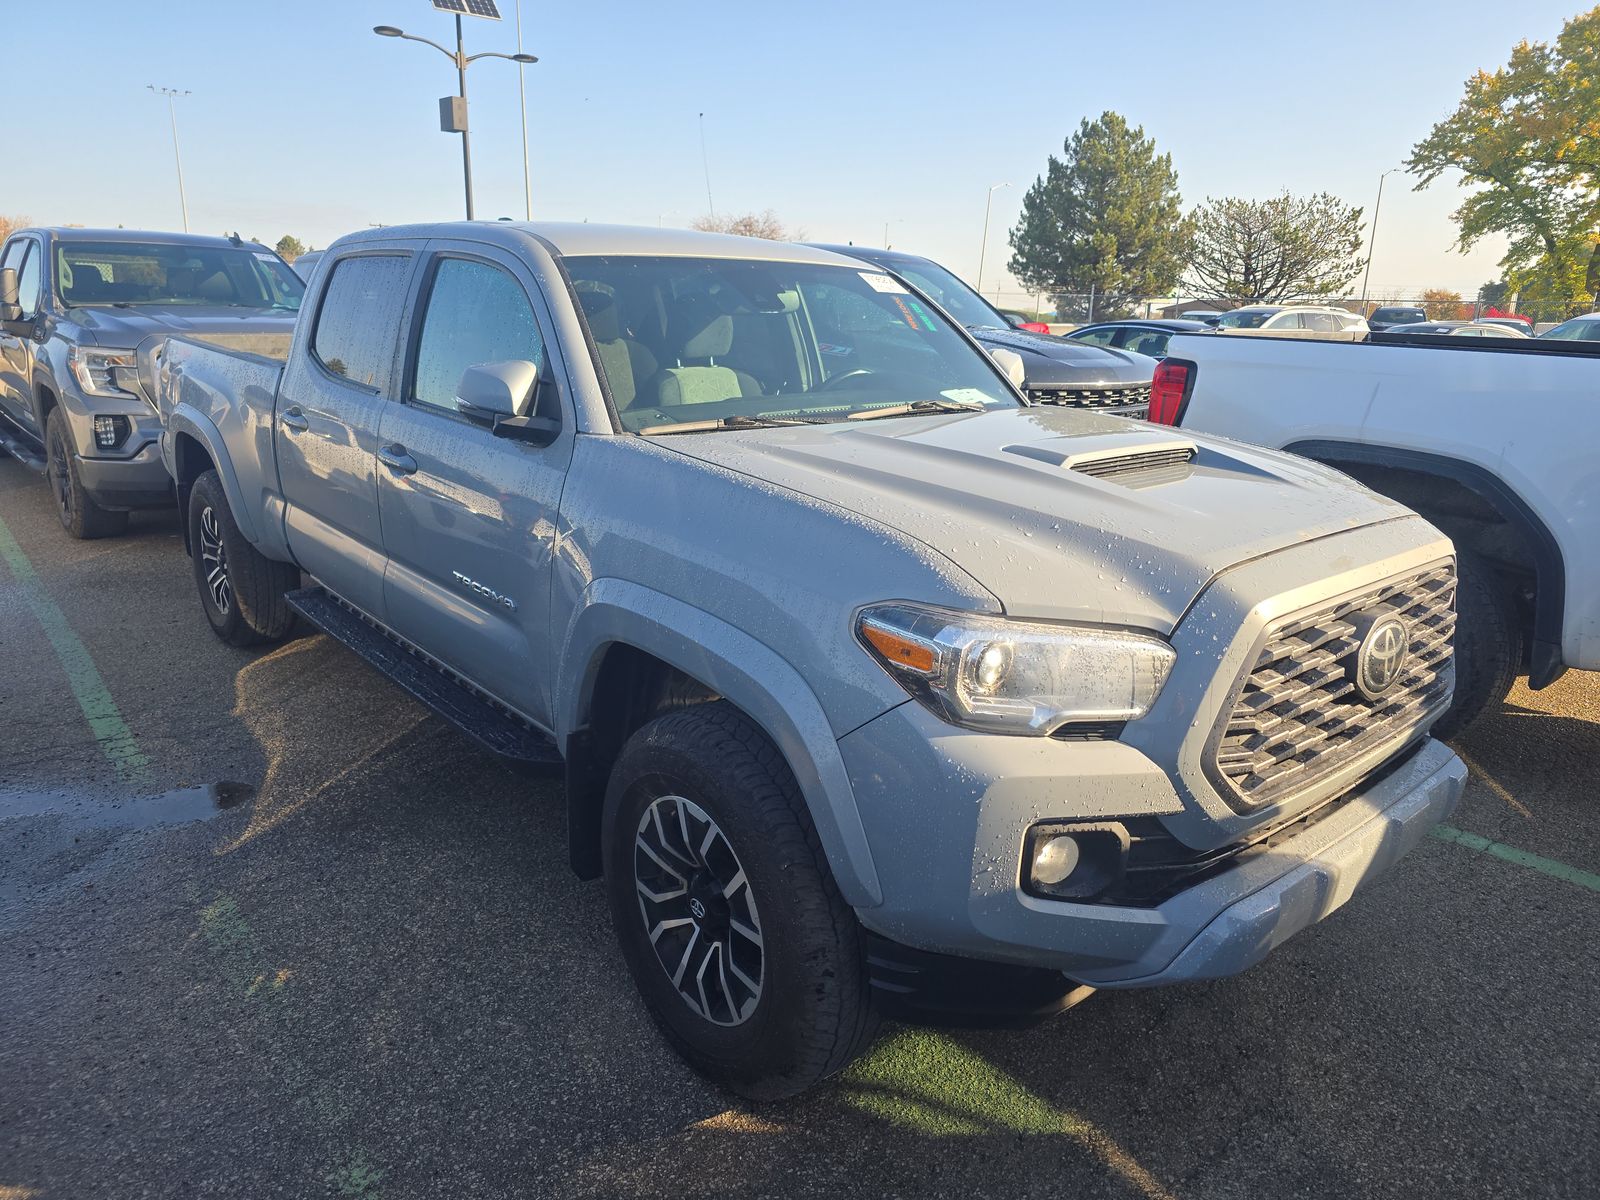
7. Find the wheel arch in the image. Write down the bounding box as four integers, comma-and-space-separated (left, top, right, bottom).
164, 407, 258, 553
556, 580, 884, 908
1286, 439, 1566, 687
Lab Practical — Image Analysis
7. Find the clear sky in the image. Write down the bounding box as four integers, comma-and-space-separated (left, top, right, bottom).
7, 0, 1583, 305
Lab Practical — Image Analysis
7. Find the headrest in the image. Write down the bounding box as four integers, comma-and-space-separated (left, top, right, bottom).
578, 289, 621, 342
679, 312, 734, 359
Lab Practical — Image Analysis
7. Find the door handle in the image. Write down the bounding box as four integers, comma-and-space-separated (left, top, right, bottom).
377, 444, 418, 475
280, 405, 310, 432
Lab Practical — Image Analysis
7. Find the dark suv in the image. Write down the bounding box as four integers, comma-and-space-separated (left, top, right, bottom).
1367, 305, 1428, 332
0, 228, 302, 537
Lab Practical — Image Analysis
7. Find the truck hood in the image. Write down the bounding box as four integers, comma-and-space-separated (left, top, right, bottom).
67, 304, 299, 348
659, 407, 1409, 632
966, 325, 1156, 388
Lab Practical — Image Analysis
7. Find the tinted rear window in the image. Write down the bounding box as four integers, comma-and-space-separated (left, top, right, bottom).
311, 255, 413, 391
1373, 308, 1425, 322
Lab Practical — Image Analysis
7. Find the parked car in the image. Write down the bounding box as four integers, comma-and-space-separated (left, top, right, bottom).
1216, 305, 1369, 334
809, 243, 1156, 416
152, 221, 1465, 1098
1537, 312, 1600, 341
998, 308, 1051, 334
290, 249, 324, 281
1064, 318, 1213, 359
1384, 321, 1530, 338
1174, 310, 1224, 326
1150, 330, 1599, 733
1473, 315, 1535, 335
0, 227, 303, 538
1366, 305, 1428, 332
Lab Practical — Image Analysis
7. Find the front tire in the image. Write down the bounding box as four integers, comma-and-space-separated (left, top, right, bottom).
188, 470, 298, 647
45, 408, 128, 540
602, 702, 879, 1100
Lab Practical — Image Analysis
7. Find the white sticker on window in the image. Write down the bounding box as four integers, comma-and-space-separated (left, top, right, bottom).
254, 251, 277, 262
940, 388, 992, 406
860, 272, 908, 294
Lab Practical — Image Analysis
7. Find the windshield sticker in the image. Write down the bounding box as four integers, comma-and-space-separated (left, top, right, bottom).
906, 298, 938, 331
941, 388, 992, 405
253, 252, 277, 262
860, 272, 909, 294
890, 296, 921, 329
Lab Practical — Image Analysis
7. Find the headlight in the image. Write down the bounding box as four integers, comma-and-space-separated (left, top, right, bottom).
68, 346, 140, 399
856, 602, 1175, 735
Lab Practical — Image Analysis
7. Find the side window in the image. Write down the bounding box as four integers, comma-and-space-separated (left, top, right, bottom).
411, 258, 544, 413
15, 243, 41, 317
1270, 313, 1304, 331
311, 255, 412, 391
1072, 327, 1119, 346
1304, 313, 1338, 332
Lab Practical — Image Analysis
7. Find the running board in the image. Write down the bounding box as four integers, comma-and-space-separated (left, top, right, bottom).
0, 418, 45, 472
285, 586, 563, 771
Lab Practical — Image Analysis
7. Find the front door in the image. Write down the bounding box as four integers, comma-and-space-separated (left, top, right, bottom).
375, 246, 574, 727
0, 237, 41, 431
274, 249, 418, 619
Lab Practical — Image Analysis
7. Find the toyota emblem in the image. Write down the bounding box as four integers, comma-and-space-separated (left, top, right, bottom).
1353, 613, 1409, 700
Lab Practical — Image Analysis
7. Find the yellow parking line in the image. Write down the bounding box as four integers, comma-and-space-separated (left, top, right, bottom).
1450, 745, 1532, 819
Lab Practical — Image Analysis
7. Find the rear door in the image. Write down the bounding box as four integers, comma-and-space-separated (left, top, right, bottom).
375, 242, 575, 726
275, 247, 418, 619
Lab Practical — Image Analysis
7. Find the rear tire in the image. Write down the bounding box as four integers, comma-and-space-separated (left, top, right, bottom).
45, 408, 128, 540
1435, 548, 1522, 739
602, 701, 879, 1100
188, 469, 298, 647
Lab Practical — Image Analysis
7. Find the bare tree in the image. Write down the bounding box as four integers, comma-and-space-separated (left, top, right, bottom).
691, 210, 800, 241
0, 214, 33, 244
1185, 192, 1365, 304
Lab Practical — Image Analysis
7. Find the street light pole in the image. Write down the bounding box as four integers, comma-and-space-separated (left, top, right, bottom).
515, 0, 532, 220
374, 23, 538, 222
976, 182, 1010, 293
1359, 168, 1399, 311
148, 86, 191, 232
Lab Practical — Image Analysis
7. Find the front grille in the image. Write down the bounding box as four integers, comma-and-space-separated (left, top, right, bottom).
1029, 383, 1151, 411
1070, 446, 1195, 480
1208, 562, 1456, 811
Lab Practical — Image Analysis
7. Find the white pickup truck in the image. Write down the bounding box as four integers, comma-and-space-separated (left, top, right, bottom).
1147, 330, 1600, 732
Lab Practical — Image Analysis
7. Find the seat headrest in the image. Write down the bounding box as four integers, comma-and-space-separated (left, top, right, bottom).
578, 289, 621, 342
679, 312, 734, 360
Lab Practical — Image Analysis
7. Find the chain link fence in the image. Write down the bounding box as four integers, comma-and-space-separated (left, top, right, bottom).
979, 289, 1515, 326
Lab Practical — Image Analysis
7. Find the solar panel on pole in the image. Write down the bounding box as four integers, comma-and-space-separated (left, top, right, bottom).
431, 0, 502, 18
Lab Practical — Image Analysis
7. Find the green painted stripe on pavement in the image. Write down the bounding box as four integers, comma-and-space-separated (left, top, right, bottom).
1432, 824, 1600, 894
0, 511, 149, 782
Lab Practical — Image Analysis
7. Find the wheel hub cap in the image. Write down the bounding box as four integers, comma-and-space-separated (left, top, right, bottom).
198, 506, 232, 616
634, 794, 763, 1027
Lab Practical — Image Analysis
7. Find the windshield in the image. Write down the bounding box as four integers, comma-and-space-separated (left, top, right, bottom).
1217, 310, 1273, 328
566, 256, 1018, 434
880, 257, 1008, 329
55, 240, 306, 311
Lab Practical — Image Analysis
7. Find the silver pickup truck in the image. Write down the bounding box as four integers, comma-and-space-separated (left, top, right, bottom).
154, 222, 1467, 1098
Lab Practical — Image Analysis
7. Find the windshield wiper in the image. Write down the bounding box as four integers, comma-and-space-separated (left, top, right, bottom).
846, 398, 988, 422
638, 414, 826, 436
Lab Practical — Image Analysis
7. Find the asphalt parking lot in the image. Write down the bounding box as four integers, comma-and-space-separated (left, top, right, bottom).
2, 453, 1597, 1200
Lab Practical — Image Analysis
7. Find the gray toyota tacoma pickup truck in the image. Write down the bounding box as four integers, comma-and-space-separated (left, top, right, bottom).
154, 222, 1467, 1098
0, 227, 302, 538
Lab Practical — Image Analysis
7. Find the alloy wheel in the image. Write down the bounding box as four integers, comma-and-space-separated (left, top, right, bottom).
47, 427, 72, 521
198, 505, 232, 615
634, 793, 764, 1027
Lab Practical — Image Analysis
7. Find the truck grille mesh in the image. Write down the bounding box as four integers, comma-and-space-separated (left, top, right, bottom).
1029, 383, 1151, 412
1209, 562, 1456, 810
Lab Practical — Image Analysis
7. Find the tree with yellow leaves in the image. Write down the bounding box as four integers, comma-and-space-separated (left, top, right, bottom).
1408, 7, 1600, 320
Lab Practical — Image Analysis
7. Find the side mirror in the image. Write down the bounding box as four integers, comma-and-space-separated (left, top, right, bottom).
988, 347, 1027, 389
454, 358, 560, 446
0, 267, 20, 323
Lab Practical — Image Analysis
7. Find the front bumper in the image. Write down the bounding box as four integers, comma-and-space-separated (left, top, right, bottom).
837, 699, 1465, 984
75, 442, 173, 510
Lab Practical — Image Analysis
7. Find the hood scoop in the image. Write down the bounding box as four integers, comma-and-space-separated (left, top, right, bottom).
1005, 435, 1198, 485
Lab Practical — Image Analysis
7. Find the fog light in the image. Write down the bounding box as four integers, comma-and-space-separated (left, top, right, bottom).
1031, 835, 1081, 886
92, 415, 128, 449
1023, 822, 1130, 902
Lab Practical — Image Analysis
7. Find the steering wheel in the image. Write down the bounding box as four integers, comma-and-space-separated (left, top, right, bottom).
817, 368, 877, 391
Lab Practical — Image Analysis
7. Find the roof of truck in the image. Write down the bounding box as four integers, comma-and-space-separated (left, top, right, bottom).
24, 227, 271, 249
330, 221, 863, 266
